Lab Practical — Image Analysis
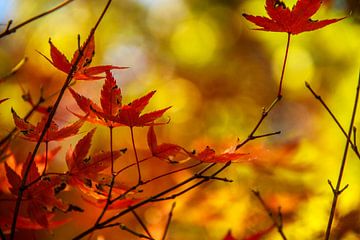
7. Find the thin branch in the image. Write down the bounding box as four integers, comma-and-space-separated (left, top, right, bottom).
119, 223, 154, 240
9, 1, 113, 238
0, 94, 45, 156
0, 57, 28, 83
161, 202, 176, 240
151, 162, 231, 202
252, 190, 287, 240
236, 96, 282, 150
0, 0, 75, 39
305, 81, 360, 159
131, 210, 154, 239
325, 71, 360, 240
72, 162, 227, 239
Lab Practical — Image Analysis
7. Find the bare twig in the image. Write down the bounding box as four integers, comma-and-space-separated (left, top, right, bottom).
0, 57, 28, 83
252, 190, 287, 240
9, 0, 113, 239
161, 202, 176, 240
72, 162, 227, 239
236, 96, 282, 150
305, 81, 360, 159
131, 210, 154, 239
278, 33, 291, 97
0, 0, 75, 39
325, 71, 360, 240
119, 223, 154, 240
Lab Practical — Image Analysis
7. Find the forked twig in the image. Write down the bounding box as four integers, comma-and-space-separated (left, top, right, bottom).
161, 202, 176, 240
0, 0, 75, 39
252, 190, 287, 240
325, 71, 360, 240
131, 210, 154, 239
305, 81, 360, 159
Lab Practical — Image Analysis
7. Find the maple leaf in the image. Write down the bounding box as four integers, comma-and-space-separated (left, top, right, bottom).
243, 0, 344, 34
147, 125, 189, 163
40, 34, 127, 80
69, 71, 171, 127
193, 146, 246, 163
12, 108, 83, 142
5, 154, 68, 227
65, 129, 126, 191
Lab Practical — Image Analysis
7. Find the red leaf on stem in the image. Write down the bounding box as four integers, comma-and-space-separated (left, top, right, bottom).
12, 108, 83, 142
243, 0, 344, 34
40, 34, 128, 80
70, 71, 171, 127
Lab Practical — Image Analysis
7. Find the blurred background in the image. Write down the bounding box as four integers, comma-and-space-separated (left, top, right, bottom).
0, 0, 360, 239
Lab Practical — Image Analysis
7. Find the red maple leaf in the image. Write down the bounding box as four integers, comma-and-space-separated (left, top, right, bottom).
69, 71, 171, 127
193, 146, 247, 163
40, 34, 127, 80
65, 129, 127, 194
5, 153, 67, 228
147, 125, 189, 163
12, 108, 83, 142
243, 0, 344, 34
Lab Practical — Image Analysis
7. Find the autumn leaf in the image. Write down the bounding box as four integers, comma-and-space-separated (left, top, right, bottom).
40, 34, 127, 80
65, 129, 126, 193
243, 0, 344, 34
5, 155, 68, 227
69, 71, 171, 127
12, 108, 83, 142
147, 125, 189, 163
193, 146, 246, 163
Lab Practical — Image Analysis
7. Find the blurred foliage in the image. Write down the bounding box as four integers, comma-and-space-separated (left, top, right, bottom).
0, 0, 360, 239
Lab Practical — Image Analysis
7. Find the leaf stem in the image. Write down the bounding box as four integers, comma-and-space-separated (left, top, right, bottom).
0, 0, 75, 39
324, 71, 360, 239
278, 33, 291, 97
130, 127, 142, 184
